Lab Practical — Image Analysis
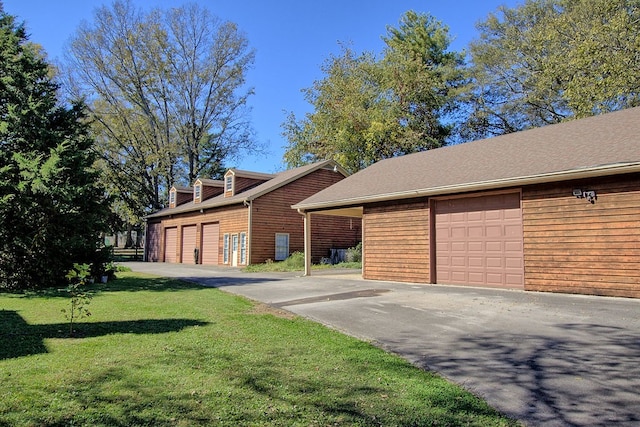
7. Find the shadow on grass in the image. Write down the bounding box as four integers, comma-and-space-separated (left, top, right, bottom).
0, 309, 208, 360
11, 276, 208, 299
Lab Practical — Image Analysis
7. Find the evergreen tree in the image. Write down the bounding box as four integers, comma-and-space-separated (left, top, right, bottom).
0, 11, 109, 290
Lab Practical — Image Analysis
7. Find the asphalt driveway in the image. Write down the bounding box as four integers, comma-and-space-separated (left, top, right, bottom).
127, 262, 640, 427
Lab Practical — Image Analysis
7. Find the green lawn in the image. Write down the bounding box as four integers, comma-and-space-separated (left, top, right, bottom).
0, 272, 519, 426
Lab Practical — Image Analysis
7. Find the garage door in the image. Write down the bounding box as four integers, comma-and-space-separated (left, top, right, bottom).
164, 227, 178, 263
181, 225, 197, 264
201, 223, 220, 265
435, 193, 523, 289
146, 223, 161, 262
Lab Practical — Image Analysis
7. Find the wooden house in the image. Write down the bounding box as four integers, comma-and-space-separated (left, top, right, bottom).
293, 107, 640, 298
145, 160, 361, 266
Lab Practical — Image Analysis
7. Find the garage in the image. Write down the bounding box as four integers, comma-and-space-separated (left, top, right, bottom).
164, 227, 177, 263
181, 225, 197, 264
434, 192, 524, 289
201, 223, 220, 265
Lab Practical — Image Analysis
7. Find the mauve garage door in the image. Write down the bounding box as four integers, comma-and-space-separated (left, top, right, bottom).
435, 193, 524, 289
201, 223, 220, 265
181, 225, 197, 263
164, 227, 177, 263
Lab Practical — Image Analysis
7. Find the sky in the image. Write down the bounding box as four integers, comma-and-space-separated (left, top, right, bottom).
3, 0, 520, 174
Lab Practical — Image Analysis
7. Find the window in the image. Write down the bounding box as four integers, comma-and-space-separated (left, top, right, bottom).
223, 233, 229, 264
275, 233, 289, 261
194, 184, 202, 201
240, 232, 247, 265
225, 175, 233, 192
169, 189, 176, 206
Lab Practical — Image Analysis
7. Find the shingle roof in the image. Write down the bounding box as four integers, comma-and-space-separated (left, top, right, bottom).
293, 107, 640, 211
146, 160, 345, 219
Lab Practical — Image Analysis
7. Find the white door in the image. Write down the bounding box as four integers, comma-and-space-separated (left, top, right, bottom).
232, 234, 239, 267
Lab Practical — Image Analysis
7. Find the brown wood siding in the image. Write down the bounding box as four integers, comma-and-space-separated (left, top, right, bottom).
363, 199, 430, 283
154, 205, 247, 265
251, 168, 359, 264
145, 222, 161, 262
201, 185, 223, 201
175, 191, 192, 206
522, 173, 640, 298
234, 177, 267, 195
311, 215, 362, 263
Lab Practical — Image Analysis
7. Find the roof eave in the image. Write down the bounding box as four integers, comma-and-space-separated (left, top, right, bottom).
294, 162, 640, 212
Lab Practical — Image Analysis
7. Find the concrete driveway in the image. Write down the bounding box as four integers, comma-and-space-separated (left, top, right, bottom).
127, 262, 640, 427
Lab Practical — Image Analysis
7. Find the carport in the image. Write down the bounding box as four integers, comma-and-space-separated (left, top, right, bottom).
298, 206, 363, 276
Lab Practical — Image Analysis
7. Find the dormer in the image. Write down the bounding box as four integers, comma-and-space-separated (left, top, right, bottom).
168, 186, 193, 208
193, 178, 225, 203
223, 169, 275, 197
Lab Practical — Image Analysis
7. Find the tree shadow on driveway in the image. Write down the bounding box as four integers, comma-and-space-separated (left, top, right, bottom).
385, 322, 640, 427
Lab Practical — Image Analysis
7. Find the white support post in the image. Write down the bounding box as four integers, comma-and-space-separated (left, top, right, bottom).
303, 212, 312, 276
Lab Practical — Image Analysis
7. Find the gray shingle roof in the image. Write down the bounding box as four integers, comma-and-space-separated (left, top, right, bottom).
293, 107, 640, 211
146, 160, 344, 219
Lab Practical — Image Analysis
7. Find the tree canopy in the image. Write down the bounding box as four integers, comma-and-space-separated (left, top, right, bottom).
460, 0, 640, 140
65, 0, 259, 223
0, 11, 109, 290
283, 11, 464, 174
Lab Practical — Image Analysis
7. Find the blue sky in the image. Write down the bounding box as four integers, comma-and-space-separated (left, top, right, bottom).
3, 0, 519, 173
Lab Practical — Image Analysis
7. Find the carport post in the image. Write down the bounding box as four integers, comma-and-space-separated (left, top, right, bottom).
301, 210, 312, 276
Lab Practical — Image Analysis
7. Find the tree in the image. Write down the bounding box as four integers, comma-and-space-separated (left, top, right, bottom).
461, 0, 640, 140
65, 0, 258, 222
283, 11, 464, 174
0, 11, 109, 290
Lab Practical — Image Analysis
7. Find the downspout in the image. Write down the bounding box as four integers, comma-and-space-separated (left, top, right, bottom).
244, 199, 252, 265
297, 208, 312, 276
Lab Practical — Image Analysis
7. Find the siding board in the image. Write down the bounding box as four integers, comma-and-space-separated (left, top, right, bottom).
522, 173, 640, 298
363, 199, 429, 283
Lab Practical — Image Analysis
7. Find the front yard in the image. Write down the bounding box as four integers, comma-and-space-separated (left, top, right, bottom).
0, 272, 518, 426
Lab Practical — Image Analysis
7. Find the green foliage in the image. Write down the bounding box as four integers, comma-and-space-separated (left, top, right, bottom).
461, 0, 640, 140
283, 11, 464, 174
62, 263, 93, 336
0, 11, 110, 290
65, 1, 260, 226
345, 242, 362, 263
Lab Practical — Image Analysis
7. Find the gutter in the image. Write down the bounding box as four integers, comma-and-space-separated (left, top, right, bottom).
294, 162, 640, 212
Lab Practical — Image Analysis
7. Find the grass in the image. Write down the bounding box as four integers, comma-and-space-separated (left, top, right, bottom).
244, 251, 362, 273
0, 272, 519, 426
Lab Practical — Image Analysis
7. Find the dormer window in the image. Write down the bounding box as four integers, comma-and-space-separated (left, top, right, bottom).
225, 175, 233, 192
169, 189, 176, 207
194, 183, 202, 202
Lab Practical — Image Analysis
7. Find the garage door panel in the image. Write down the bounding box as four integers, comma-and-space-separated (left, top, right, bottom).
469, 257, 484, 267
164, 227, 177, 263
436, 193, 523, 289
487, 257, 503, 268
201, 223, 220, 265
506, 257, 523, 268
468, 241, 483, 252
181, 225, 197, 264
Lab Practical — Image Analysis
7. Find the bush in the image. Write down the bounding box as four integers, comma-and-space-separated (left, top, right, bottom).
345, 242, 362, 263
282, 251, 305, 269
